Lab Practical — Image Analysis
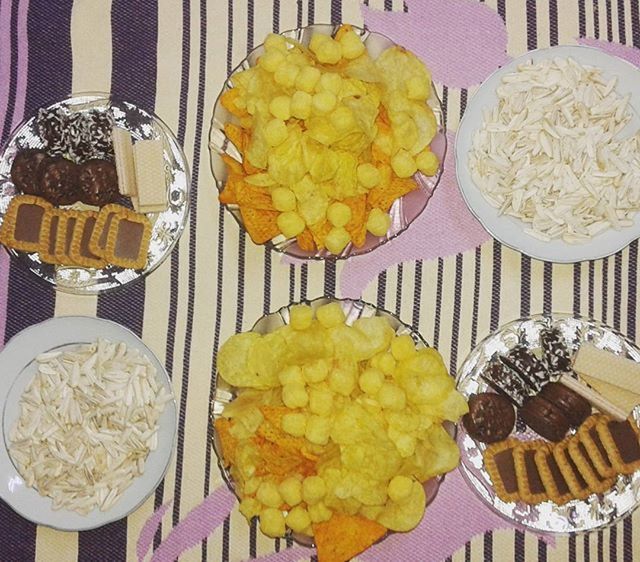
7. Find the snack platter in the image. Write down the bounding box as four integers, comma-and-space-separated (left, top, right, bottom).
456, 315, 640, 533
210, 24, 446, 260
0, 93, 190, 294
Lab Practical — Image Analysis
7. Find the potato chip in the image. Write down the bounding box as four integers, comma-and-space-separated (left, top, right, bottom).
220, 88, 247, 117
376, 480, 426, 532
375, 46, 432, 101
217, 332, 263, 387
240, 207, 280, 244
313, 513, 386, 562
367, 175, 417, 212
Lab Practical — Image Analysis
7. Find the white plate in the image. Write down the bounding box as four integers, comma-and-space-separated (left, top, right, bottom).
0, 316, 177, 531
456, 45, 640, 263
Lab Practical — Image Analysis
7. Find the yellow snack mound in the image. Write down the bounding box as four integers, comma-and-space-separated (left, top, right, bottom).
217, 25, 440, 254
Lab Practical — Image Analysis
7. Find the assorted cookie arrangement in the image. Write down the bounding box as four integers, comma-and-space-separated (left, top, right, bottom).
0, 196, 151, 270
462, 326, 640, 507
1, 104, 170, 273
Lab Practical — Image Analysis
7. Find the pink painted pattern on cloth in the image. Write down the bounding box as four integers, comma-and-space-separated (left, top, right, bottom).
136, 500, 172, 562
577, 37, 640, 67
149, 487, 236, 562
340, 131, 490, 298
362, 0, 510, 89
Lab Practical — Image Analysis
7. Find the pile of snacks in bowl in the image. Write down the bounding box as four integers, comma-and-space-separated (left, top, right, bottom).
213, 301, 467, 561
215, 24, 442, 256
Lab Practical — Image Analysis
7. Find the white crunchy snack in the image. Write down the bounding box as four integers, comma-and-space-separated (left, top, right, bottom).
8, 338, 172, 514
469, 57, 640, 243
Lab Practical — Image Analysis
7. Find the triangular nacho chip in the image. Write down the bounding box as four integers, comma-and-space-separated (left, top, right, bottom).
313, 513, 387, 562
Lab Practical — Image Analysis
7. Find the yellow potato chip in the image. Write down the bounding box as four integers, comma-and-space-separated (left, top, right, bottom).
220, 88, 247, 117
313, 513, 386, 562
240, 207, 280, 244
367, 175, 417, 212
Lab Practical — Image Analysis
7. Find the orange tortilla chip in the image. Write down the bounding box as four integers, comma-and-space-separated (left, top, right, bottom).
252, 437, 316, 479
308, 220, 332, 251
221, 153, 245, 176
342, 195, 367, 248
214, 417, 237, 467
219, 173, 242, 205
240, 207, 280, 244
224, 123, 247, 155
313, 513, 387, 562
236, 184, 275, 211
367, 176, 417, 212
296, 228, 316, 252
220, 88, 247, 118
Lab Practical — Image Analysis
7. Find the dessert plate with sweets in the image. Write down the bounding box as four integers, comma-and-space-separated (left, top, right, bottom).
456, 314, 640, 534
0, 93, 190, 294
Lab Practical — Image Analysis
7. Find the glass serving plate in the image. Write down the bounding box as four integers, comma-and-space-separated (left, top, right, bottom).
456, 314, 640, 534
209, 24, 446, 260
0, 93, 190, 294
211, 296, 451, 547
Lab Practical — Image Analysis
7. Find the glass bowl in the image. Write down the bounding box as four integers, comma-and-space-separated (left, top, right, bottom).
456, 314, 640, 534
210, 296, 453, 548
209, 24, 446, 260
0, 93, 190, 294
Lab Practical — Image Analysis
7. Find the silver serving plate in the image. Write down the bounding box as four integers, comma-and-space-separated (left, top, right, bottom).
456, 314, 640, 534
0, 93, 190, 294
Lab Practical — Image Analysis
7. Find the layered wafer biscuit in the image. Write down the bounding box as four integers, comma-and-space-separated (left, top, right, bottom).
484, 438, 521, 503
596, 418, 640, 474
0, 195, 52, 253
577, 415, 617, 478
573, 344, 640, 397
553, 437, 592, 501
535, 447, 574, 505
112, 127, 137, 198
133, 138, 167, 213
514, 440, 549, 504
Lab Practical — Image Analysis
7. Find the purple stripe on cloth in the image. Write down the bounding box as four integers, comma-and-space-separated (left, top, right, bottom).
0, 250, 9, 347
1, 0, 19, 141
0, 0, 13, 134
11, 0, 28, 132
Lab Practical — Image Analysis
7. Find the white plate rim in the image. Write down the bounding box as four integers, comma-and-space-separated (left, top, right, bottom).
0, 316, 177, 531
456, 44, 640, 263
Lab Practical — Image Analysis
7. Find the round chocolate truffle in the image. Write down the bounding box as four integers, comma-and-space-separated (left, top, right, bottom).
78, 159, 119, 206
539, 381, 591, 427
11, 149, 47, 195
520, 394, 571, 442
38, 157, 80, 205
462, 392, 516, 443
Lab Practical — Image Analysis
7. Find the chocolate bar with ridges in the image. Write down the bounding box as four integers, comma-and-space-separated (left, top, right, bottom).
481, 357, 533, 407
501, 345, 549, 392
541, 327, 572, 375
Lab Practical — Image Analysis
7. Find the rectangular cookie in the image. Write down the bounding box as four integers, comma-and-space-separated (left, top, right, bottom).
567, 438, 616, 495
513, 440, 549, 504
112, 127, 137, 198
553, 437, 592, 501
535, 447, 574, 505
89, 204, 123, 258
38, 208, 64, 264
483, 438, 521, 503
69, 211, 107, 269
103, 208, 152, 270
54, 210, 83, 266
0, 195, 52, 253
596, 418, 640, 475
577, 415, 617, 479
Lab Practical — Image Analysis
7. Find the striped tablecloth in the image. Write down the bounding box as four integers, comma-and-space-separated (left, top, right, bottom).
1, 0, 639, 560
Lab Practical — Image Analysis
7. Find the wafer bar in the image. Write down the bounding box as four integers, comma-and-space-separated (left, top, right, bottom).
112, 127, 137, 198
133, 138, 167, 213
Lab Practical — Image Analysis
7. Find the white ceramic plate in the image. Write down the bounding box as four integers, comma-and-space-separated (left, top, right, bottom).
456, 45, 640, 263
0, 316, 177, 531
